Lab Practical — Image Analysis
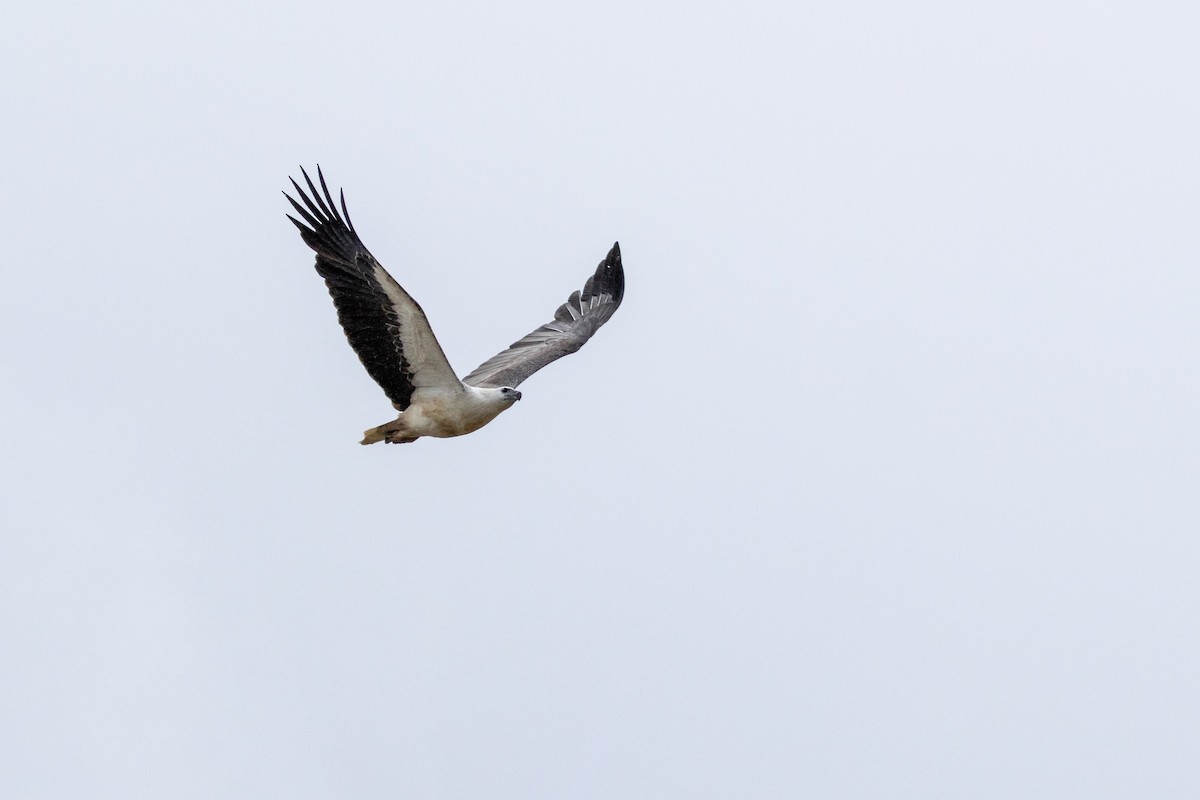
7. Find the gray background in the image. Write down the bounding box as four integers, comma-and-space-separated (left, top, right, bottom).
4, 1, 1198, 797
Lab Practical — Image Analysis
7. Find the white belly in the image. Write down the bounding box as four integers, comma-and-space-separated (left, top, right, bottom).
402, 386, 513, 438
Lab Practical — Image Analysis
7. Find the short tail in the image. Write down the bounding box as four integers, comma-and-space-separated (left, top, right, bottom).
360, 420, 418, 445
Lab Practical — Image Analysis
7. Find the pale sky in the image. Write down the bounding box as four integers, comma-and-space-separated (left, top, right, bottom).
3, 1, 1199, 798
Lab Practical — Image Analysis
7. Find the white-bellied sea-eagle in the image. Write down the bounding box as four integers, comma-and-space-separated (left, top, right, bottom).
285, 167, 625, 445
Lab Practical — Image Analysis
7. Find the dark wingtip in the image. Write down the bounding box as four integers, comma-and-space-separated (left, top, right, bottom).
285, 166, 365, 263
596, 241, 625, 307
340, 188, 356, 234
605, 241, 622, 266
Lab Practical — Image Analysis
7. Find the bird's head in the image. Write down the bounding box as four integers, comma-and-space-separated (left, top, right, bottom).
499, 387, 522, 403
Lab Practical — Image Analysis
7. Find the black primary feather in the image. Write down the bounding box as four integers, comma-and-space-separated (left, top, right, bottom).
284, 166, 419, 409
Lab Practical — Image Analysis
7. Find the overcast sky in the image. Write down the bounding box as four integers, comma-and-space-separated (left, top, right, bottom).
3, 1, 1199, 798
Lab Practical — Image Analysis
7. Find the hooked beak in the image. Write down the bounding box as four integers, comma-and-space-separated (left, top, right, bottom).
513, 390, 523, 401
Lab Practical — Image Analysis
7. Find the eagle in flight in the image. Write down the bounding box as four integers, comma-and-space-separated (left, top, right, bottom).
285, 167, 625, 445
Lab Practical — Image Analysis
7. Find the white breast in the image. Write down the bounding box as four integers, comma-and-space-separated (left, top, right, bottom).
403, 385, 516, 438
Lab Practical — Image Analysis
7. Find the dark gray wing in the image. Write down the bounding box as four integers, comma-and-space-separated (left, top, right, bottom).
285, 166, 461, 410
462, 242, 625, 389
